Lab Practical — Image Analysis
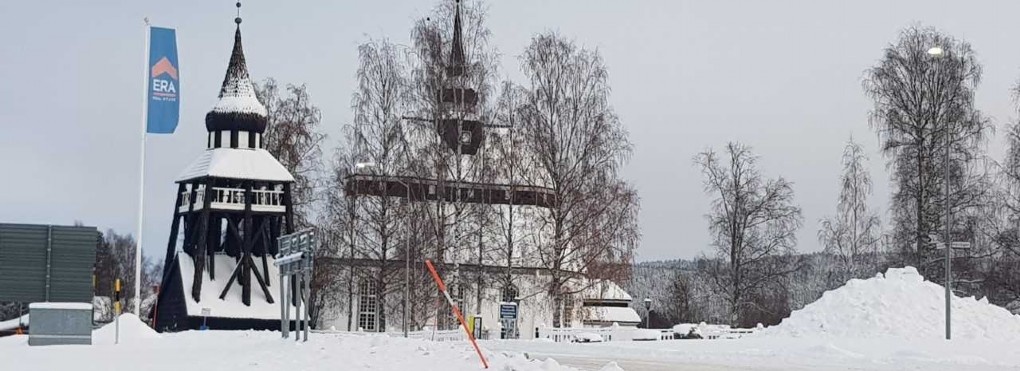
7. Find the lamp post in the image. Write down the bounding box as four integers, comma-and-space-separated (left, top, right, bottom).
355, 161, 412, 338
643, 298, 652, 329
927, 46, 952, 340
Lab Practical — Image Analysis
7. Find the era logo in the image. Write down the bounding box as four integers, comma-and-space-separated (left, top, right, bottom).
153, 79, 177, 93
150, 56, 178, 99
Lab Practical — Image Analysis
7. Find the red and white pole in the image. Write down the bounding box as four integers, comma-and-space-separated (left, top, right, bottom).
425, 260, 489, 369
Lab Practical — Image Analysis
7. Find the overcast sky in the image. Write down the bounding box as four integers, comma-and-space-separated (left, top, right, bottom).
1, 0, 1018, 262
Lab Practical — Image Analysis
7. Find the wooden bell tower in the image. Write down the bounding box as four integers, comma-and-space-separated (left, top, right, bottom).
154, 4, 297, 331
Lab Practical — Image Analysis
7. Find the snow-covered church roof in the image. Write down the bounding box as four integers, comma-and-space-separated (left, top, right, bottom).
204, 22, 268, 133
177, 148, 294, 182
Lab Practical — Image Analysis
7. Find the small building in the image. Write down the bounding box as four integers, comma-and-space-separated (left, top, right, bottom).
578, 280, 641, 328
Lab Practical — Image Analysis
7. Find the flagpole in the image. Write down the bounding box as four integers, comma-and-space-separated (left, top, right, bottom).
135, 17, 151, 317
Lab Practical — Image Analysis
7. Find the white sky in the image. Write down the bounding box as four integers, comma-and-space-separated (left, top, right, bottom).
1, 0, 1018, 262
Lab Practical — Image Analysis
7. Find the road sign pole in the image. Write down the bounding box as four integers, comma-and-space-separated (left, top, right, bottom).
114, 279, 121, 344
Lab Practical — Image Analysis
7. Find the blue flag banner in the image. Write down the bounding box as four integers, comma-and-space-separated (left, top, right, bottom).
147, 26, 179, 134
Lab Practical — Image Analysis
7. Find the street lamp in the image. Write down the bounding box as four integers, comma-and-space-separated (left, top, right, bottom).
928, 45, 952, 340
643, 298, 652, 329
354, 161, 412, 338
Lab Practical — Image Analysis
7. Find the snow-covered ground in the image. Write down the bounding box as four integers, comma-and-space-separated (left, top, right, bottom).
488, 267, 1020, 370
6, 267, 1020, 370
486, 335, 1020, 370
0, 314, 578, 371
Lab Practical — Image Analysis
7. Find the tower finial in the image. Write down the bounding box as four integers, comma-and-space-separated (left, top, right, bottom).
235, 1, 242, 25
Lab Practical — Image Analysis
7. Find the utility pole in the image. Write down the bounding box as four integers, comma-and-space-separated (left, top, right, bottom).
928, 45, 951, 340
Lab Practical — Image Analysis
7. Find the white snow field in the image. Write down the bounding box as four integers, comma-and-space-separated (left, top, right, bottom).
486, 267, 1020, 370
0, 314, 578, 371
6, 267, 1020, 370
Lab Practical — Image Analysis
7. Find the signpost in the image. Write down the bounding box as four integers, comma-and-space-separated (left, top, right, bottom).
274, 229, 316, 342
200, 308, 211, 330
499, 302, 518, 339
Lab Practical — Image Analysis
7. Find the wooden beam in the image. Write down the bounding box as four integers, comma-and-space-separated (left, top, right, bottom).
191, 182, 213, 302
242, 181, 253, 306
207, 213, 218, 281
164, 183, 185, 277
246, 254, 274, 304
218, 260, 242, 300
283, 182, 295, 234
260, 219, 271, 287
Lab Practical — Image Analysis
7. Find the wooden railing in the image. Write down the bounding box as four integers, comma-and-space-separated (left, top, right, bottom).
178, 186, 286, 213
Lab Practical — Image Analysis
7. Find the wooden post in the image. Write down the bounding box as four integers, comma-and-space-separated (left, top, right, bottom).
242, 181, 253, 306
164, 183, 185, 277
283, 183, 295, 234
208, 212, 217, 280
191, 181, 213, 302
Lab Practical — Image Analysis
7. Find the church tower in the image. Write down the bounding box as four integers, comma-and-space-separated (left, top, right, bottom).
154, 3, 297, 332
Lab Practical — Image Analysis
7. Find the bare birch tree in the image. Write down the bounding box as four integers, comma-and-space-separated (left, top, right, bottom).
694, 142, 802, 326
517, 32, 638, 327
404, 1, 501, 328
818, 137, 881, 286
348, 39, 411, 332
255, 78, 325, 230
863, 26, 991, 275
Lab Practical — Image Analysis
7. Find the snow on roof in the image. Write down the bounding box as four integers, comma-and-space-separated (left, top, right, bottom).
210, 27, 267, 117
177, 148, 294, 182
211, 95, 267, 117
28, 302, 93, 311
583, 306, 641, 324
178, 254, 301, 320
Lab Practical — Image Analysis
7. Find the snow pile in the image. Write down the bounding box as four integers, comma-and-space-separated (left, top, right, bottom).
768, 266, 1020, 340
0, 314, 28, 331
92, 313, 160, 343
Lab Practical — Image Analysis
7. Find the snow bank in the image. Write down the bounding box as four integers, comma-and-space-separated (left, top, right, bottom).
0, 314, 28, 331
767, 266, 1020, 340
92, 314, 160, 343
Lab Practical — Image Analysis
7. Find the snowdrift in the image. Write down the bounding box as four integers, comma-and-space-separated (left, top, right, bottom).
92, 313, 160, 343
767, 266, 1020, 340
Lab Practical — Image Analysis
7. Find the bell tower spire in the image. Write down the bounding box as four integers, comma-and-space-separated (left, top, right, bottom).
204, 0, 268, 145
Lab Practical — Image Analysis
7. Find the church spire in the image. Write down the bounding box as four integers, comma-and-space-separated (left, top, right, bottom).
448, 0, 466, 77
205, 1, 268, 134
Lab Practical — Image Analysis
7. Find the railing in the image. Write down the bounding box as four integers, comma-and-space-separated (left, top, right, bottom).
405, 329, 466, 342
537, 326, 615, 342
310, 328, 467, 342
538, 324, 755, 342
178, 186, 286, 213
